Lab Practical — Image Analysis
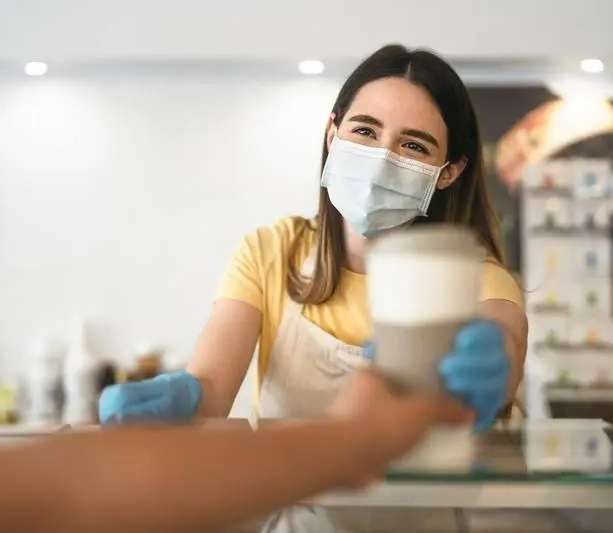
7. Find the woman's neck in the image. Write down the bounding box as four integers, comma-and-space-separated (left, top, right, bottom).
343, 221, 367, 274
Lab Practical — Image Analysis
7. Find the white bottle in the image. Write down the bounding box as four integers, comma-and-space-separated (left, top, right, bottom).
27, 338, 64, 425
63, 319, 98, 425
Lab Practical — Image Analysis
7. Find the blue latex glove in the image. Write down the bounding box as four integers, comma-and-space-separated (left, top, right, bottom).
362, 341, 376, 361
98, 371, 203, 425
439, 320, 509, 432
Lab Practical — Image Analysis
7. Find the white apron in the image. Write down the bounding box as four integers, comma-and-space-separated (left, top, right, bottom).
257, 249, 459, 533
257, 249, 366, 533
258, 249, 368, 419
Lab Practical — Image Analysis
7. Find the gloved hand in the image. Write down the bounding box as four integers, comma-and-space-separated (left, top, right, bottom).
98, 371, 203, 425
362, 341, 376, 360
439, 320, 509, 432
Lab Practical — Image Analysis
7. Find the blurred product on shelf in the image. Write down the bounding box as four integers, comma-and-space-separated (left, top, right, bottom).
523, 419, 612, 473
26, 338, 64, 424
0, 384, 19, 424
126, 344, 165, 381
585, 250, 598, 269
587, 291, 598, 309
7, 320, 188, 425
542, 172, 555, 188
95, 361, 118, 395
591, 372, 613, 389
551, 370, 579, 389
544, 212, 556, 229
62, 319, 100, 425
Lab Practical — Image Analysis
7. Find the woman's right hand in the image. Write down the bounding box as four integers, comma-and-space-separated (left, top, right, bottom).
98, 371, 203, 425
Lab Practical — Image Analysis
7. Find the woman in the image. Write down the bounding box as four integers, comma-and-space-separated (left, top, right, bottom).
99, 43, 527, 533
100, 45, 527, 430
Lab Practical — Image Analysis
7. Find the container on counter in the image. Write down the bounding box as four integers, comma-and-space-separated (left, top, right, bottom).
524, 419, 612, 473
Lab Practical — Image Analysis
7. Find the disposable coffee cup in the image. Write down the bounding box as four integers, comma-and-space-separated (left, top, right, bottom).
366, 225, 485, 471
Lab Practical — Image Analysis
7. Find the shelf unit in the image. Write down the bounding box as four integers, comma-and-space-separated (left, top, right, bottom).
521, 158, 613, 419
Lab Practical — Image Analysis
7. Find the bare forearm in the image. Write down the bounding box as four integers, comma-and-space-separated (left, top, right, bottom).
1, 423, 368, 533
504, 328, 526, 400
187, 300, 262, 417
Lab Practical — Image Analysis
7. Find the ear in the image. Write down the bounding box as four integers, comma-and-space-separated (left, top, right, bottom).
326, 113, 337, 152
437, 156, 468, 190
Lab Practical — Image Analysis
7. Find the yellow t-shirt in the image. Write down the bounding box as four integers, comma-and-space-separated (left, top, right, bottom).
216, 217, 523, 381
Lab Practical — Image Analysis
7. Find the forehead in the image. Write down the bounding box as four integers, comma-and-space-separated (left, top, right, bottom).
344, 77, 447, 138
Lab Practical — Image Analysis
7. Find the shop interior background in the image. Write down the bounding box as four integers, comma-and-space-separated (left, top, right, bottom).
1, 0, 612, 417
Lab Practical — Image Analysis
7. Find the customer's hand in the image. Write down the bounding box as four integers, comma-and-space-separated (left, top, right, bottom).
439, 320, 509, 432
329, 370, 473, 485
98, 371, 203, 425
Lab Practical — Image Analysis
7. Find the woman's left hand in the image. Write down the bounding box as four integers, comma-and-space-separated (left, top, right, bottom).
438, 320, 509, 432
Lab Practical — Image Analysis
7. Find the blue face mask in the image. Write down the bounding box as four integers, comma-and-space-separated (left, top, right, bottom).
321, 136, 448, 237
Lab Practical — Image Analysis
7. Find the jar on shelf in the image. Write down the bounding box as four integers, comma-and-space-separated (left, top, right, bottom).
585, 250, 598, 269
586, 291, 599, 309
586, 328, 599, 345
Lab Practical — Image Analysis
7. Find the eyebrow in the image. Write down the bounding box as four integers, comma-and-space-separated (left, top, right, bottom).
348, 114, 440, 148
400, 128, 440, 148
348, 114, 384, 128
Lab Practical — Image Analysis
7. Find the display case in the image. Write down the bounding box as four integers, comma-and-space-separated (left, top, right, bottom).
521, 158, 613, 420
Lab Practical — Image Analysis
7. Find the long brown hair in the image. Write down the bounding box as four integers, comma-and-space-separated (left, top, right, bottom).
287, 45, 503, 305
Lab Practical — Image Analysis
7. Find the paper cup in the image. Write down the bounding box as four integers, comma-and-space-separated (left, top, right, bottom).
367, 225, 484, 471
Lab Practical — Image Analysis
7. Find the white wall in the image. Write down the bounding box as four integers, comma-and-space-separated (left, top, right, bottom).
0, 70, 340, 413
1, 0, 613, 62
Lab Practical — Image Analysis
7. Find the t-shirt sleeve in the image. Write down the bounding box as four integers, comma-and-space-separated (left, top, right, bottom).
480, 261, 524, 308
215, 231, 265, 311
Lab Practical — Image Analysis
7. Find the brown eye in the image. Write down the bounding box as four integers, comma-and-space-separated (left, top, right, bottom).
402, 141, 429, 155
353, 127, 376, 139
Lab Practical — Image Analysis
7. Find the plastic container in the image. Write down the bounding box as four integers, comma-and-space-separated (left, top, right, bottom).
523, 419, 612, 473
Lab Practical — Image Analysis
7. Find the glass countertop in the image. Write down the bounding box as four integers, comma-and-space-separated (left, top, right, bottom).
385, 425, 613, 485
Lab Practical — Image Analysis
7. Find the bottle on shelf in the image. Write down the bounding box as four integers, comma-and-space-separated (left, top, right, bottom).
125, 343, 164, 382
586, 291, 598, 309
27, 338, 64, 425
62, 319, 99, 425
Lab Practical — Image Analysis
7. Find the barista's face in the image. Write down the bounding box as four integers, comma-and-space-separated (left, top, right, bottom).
325, 77, 466, 246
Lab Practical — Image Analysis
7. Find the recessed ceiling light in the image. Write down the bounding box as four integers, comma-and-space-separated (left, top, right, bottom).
298, 60, 325, 75
580, 58, 604, 74
24, 61, 48, 76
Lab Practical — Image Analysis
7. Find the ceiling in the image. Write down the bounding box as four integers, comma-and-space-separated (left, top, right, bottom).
1, 0, 613, 92
1, 0, 612, 62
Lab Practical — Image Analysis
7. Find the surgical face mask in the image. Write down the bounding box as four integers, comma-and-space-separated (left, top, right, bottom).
321, 136, 448, 237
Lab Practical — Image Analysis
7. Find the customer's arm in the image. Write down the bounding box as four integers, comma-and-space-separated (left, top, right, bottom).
1, 372, 470, 533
